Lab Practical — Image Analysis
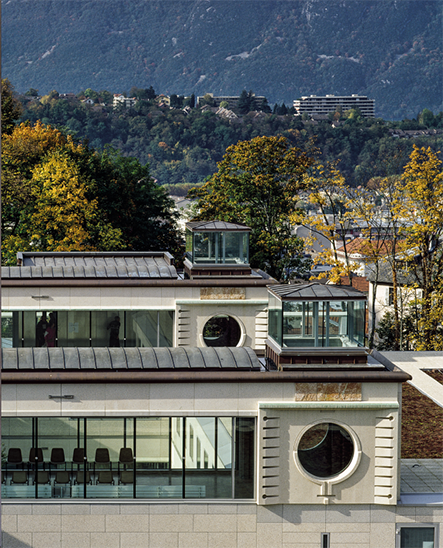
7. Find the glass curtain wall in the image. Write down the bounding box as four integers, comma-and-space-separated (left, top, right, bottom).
1, 416, 255, 500
186, 230, 249, 265
1, 310, 174, 348
275, 300, 365, 348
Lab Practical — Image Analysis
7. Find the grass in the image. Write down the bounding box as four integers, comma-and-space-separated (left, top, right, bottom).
401, 370, 443, 458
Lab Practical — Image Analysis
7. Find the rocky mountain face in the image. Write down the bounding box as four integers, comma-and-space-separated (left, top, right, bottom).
2, 0, 442, 119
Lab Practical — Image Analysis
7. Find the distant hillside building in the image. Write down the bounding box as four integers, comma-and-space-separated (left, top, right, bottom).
113, 94, 137, 109
293, 94, 375, 117
196, 93, 266, 110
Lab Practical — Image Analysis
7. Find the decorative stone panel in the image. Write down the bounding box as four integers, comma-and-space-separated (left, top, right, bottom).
295, 382, 362, 401
200, 287, 246, 300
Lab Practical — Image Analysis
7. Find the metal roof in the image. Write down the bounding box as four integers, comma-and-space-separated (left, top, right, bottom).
2, 252, 177, 279
1, 347, 261, 371
186, 221, 251, 232
268, 282, 367, 301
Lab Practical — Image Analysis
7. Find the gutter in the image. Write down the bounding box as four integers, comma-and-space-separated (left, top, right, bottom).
1, 369, 411, 384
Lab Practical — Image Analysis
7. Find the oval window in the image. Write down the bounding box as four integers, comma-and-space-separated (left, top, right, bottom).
203, 315, 241, 347
297, 423, 354, 479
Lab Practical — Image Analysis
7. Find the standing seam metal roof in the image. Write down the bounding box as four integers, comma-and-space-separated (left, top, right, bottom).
186, 221, 251, 232
2, 253, 177, 279
268, 282, 367, 300
1, 347, 261, 371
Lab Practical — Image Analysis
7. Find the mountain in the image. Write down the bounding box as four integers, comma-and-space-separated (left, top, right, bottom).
2, 0, 442, 120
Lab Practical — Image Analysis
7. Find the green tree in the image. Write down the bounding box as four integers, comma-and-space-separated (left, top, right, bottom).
1, 79, 23, 135
188, 135, 315, 279
237, 90, 254, 114
199, 94, 215, 107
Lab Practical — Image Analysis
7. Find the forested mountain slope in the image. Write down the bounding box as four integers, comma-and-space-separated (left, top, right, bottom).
2, 0, 442, 120
19, 91, 443, 188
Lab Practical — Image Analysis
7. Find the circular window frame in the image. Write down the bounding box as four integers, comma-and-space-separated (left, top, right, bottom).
293, 419, 362, 486
200, 313, 246, 348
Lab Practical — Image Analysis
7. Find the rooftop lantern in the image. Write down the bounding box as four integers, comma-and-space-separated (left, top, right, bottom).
266, 282, 368, 370
184, 221, 251, 278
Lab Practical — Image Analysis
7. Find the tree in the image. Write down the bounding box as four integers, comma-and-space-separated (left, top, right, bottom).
199, 94, 215, 107
1, 121, 181, 263
188, 135, 315, 279
1, 79, 23, 135
343, 182, 402, 347
393, 145, 443, 348
237, 90, 254, 114
258, 98, 272, 114
294, 163, 358, 285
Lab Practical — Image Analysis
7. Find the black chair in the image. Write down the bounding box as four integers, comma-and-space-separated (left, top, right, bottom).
118, 447, 134, 484
95, 448, 112, 485
72, 448, 85, 465
11, 471, 28, 484
51, 448, 65, 467
29, 448, 44, 466
55, 471, 70, 485
35, 471, 50, 484
95, 448, 110, 465
72, 448, 90, 485
8, 448, 23, 467
4, 448, 24, 483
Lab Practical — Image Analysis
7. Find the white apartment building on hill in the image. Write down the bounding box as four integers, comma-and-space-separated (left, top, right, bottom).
293, 94, 375, 117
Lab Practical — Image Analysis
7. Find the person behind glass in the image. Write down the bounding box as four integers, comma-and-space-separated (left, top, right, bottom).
44, 312, 57, 348
36, 313, 48, 347
107, 316, 121, 347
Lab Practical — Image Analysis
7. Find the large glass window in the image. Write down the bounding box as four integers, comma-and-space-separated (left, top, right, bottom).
268, 294, 282, 346
1, 310, 174, 348
1, 416, 255, 500
398, 526, 435, 548
186, 230, 249, 265
269, 299, 366, 348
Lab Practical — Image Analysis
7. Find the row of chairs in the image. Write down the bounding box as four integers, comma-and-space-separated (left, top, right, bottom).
6, 469, 135, 486
6, 447, 134, 467
4, 447, 134, 486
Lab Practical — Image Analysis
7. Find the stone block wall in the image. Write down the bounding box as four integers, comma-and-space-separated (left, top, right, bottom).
2, 502, 443, 548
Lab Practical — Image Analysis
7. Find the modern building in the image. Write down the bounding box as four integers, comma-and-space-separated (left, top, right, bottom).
196, 94, 266, 110
1, 222, 442, 548
293, 95, 375, 118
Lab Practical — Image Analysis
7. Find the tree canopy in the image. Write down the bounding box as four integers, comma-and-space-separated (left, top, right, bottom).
1, 78, 23, 135
188, 135, 315, 279
1, 121, 180, 264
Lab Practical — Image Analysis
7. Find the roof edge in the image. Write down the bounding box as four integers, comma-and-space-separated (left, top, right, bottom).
2, 370, 412, 384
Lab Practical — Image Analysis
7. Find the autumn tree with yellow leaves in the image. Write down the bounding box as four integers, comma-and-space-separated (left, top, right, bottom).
188, 135, 315, 279
1, 121, 180, 264
292, 162, 359, 285
393, 145, 443, 349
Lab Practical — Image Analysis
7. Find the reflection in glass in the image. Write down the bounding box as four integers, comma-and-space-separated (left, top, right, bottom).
1, 416, 255, 500
298, 423, 354, 478
268, 299, 366, 348
400, 527, 435, 548
186, 229, 249, 265
203, 315, 241, 347
2, 310, 174, 348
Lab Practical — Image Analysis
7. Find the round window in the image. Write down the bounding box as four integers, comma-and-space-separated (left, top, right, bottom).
203, 315, 241, 347
297, 423, 354, 479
